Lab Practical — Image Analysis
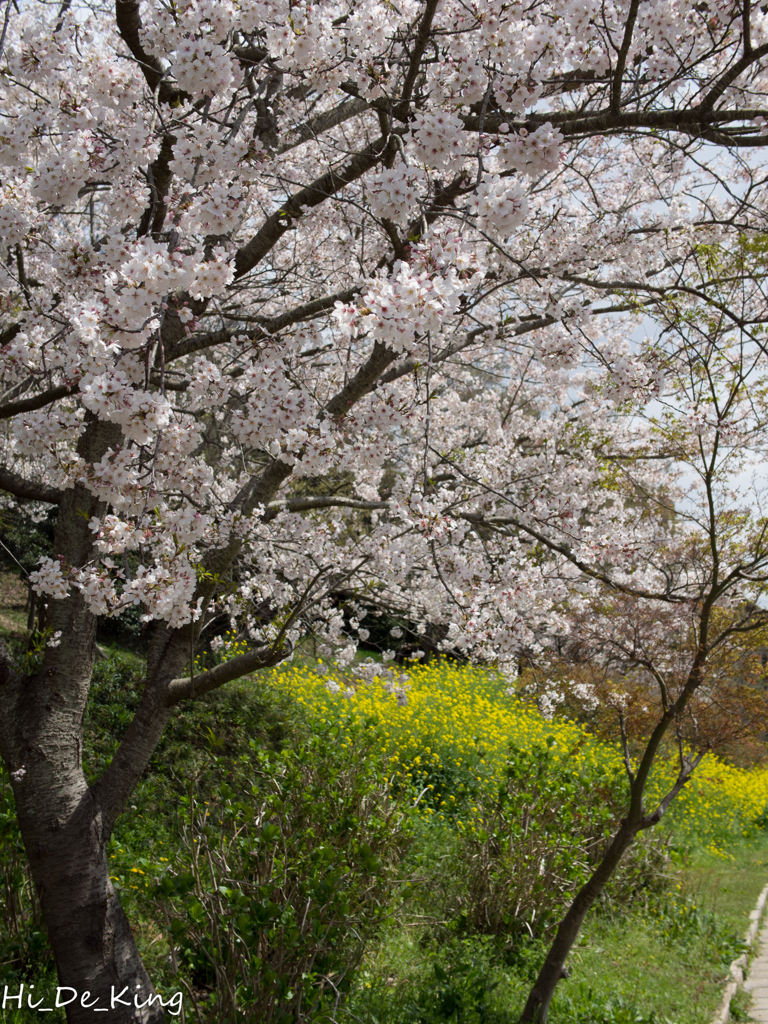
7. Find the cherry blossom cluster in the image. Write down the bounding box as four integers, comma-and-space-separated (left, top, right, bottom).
367, 164, 427, 228
140, 0, 242, 97
69, 559, 203, 628
96, 240, 234, 348
496, 123, 564, 176
80, 371, 173, 444
334, 260, 465, 354
408, 111, 467, 172
472, 177, 528, 238
29, 559, 70, 600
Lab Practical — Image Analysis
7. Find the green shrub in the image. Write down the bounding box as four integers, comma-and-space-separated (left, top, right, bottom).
83, 652, 296, 787
152, 717, 413, 1023
348, 934, 515, 1024
448, 741, 671, 942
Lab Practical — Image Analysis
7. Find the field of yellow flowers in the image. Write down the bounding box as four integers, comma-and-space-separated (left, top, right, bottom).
262, 659, 768, 851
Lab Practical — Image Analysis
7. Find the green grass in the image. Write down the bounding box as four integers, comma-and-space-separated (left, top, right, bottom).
0, 573, 27, 640
682, 842, 768, 939
553, 841, 768, 1023
555, 910, 733, 1023
345, 853, 761, 1024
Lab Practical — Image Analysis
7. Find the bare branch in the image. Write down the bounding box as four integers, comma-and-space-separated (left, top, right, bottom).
618, 711, 635, 785
639, 749, 707, 828
454, 507, 688, 604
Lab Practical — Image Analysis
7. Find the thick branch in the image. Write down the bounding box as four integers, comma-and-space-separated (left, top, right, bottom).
698, 42, 768, 110
165, 644, 287, 705
234, 134, 395, 280
271, 495, 388, 513
0, 467, 62, 504
138, 133, 177, 239
743, 0, 753, 55
91, 683, 173, 837
395, 0, 440, 121
0, 384, 76, 420
115, 0, 188, 104
261, 285, 362, 333
0, 322, 21, 347
626, 634, 712, 823
610, 0, 641, 113
324, 341, 399, 418
169, 285, 362, 362
467, 103, 768, 141
277, 97, 370, 154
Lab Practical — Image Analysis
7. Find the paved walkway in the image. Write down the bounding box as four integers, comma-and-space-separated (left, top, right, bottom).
712, 884, 768, 1024
746, 927, 768, 1022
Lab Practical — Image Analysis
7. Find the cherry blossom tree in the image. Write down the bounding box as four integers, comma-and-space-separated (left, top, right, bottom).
449, 274, 768, 1020
1, 0, 768, 1019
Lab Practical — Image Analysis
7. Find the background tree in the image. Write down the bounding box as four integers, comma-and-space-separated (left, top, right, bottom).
1, 0, 768, 1020
441, 272, 768, 1020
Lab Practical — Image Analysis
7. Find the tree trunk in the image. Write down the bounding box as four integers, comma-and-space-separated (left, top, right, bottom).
0, 609, 170, 1023
0, 418, 169, 1022
517, 820, 639, 1023
0, 627, 168, 1023
12, 767, 166, 1023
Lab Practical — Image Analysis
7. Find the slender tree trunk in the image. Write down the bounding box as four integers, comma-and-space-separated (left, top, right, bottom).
517, 820, 639, 1023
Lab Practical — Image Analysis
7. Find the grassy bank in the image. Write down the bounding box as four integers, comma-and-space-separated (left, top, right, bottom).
339, 831, 768, 1024
2, 653, 768, 1023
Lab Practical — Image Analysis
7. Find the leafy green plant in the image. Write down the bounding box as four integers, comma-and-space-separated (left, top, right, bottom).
396, 948, 507, 1024
728, 986, 756, 1022
448, 741, 671, 942
552, 986, 678, 1024
650, 891, 746, 967
152, 717, 413, 1023
347, 934, 515, 1024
